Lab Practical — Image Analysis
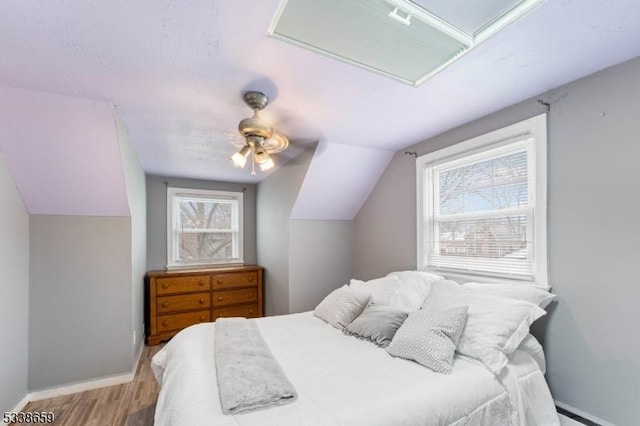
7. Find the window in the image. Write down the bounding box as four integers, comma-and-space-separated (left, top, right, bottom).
417, 114, 547, 286
167, 188, 243, 268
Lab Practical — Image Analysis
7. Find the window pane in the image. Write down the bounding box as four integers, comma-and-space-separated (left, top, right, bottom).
178, 232, 233, 261
178, 199, 233, 230
437, 150, 528, 215
436, 215, 528, 260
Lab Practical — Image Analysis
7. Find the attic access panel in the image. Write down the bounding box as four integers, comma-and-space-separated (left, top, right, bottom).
269, 0, 545, 86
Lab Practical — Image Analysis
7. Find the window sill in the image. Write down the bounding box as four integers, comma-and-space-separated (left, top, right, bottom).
433, 270, 550, 290
165, 260, 245, 271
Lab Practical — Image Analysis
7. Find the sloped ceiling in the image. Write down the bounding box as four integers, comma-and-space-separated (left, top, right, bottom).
290, 142, 394, 220
0, 85, 129, 216
0, 0, 639, 201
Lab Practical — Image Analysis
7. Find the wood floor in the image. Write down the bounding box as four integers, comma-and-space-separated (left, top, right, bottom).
16, 345, 162, 426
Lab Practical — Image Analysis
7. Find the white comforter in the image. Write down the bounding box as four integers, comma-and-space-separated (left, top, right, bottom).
152, 312, 559, 426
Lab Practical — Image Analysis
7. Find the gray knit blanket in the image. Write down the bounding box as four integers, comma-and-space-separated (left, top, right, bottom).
214, 317, 297, 415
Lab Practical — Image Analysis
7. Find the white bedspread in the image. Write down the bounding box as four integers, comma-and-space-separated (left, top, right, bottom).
151, 312, 558, 426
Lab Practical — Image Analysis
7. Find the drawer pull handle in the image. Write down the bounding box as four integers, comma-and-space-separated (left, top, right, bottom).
217, 280, 223, 285
217, 296, 224, 302
162, 283, 169, 289
249, 309, 254, 314
162, 320, 169, 327
162, 302, 169, 308
198, 280, 205, 286
199, 298, 205, 304
248, 276, 254, 282
248, 292, 254, 298
199, 316, 205, 321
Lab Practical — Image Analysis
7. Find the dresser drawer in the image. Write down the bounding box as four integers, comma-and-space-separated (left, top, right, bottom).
157, 310, 210, 332
156, 275, 211, 295
212, 271, 258, 290
213, 304, 260, 321
213, 288, 257, 307
157, 293, 211, 314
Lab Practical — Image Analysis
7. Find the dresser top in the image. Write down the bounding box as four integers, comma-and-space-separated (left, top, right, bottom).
147, 264, 263, 278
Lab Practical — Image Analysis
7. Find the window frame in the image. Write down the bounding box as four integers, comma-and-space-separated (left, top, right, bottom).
166, 187, 244, 269
416, 114, 548, 287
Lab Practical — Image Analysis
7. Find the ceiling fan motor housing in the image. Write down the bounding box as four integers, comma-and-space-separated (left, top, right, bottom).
234, 90, 289, 167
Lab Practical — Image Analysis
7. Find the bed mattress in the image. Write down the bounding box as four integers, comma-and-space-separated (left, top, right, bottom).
151, 312, 558, 426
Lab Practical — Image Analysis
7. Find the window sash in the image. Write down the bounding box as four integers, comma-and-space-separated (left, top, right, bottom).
167, 188, 243, 268
416, 114, 547, 286
426, 210, 535, 279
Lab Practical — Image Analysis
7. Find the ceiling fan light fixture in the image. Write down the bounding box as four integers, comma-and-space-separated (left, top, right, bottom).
259, 157, 275, 171
253, 144, 271, 165
230, 90, 290, 176
231, 144, 251, 168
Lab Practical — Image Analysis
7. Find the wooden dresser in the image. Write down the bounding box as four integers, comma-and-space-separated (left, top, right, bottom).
145, 265, 263, 345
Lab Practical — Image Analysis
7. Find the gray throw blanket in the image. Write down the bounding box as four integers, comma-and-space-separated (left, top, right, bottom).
215, 317, 297, 415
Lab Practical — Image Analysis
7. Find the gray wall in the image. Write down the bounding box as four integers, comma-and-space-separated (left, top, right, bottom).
289, 220, 353, 313
354, 56, 640, 425
118, 121, 147, 362
146, 175, 256, 271
29, 215, 132, 390
0, 151, 29, 412
353, 149, 418, 280
256, 147, 316, 316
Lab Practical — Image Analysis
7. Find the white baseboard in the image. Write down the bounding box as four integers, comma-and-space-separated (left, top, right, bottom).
132, 341, 144, 375
555, 399, 614, 426
29, 371, 135, 402
20, 342, 145, 404
3, 394, 30, 424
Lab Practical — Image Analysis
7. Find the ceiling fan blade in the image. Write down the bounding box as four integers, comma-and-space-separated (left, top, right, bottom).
263, 132, 289, 154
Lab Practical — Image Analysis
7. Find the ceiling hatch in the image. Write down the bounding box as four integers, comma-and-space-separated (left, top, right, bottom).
269, 0, 545, 86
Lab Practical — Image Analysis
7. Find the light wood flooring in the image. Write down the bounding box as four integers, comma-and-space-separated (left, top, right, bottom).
15, 345, 162, 426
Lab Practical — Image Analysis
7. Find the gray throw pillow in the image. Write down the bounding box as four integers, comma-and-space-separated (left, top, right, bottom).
314, 286, 371, 330
386, 306, 468, 374
343, 304, 409, 348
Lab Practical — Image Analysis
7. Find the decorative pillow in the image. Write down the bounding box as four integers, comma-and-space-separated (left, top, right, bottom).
343, 304, 409, 348
349, 276, 403, 306
421, 281, 546, 375
386, 306, 468, 374
462, 282, 556, 309
385, 270, 445, 310
314, 286, 370, 330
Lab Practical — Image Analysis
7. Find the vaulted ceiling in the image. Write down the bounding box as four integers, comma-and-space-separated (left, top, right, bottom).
1, 0, 640, 186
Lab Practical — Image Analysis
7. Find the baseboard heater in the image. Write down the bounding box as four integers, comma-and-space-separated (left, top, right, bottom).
556, 405, 602, 426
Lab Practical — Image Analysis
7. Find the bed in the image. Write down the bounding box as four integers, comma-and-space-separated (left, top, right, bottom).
151, 273, 560, 426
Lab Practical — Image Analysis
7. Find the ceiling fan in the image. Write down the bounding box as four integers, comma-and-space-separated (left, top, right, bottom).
231, 91, 289, 175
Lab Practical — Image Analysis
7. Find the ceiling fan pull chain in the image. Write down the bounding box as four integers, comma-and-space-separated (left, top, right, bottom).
251, 153, 257, 176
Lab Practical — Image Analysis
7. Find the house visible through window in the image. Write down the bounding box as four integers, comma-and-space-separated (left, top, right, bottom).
167, 188, 243, 268
417, 114, 547, 286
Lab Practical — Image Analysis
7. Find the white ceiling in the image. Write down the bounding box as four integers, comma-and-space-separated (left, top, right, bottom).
1, 0, 640, 184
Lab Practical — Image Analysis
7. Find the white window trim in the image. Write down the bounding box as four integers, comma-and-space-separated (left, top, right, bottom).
416, 114, 548, 287
166, 187, 244, 269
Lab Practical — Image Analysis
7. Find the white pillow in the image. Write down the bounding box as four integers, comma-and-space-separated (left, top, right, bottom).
386, 270, 444, 287
386, 306, 468, 374
517, 334, 546, 373
314, 286, 370, 330
349, 276, 402, 305
463, 282, 556, 309
385, 270, 445, 310
421, 281, 546, 374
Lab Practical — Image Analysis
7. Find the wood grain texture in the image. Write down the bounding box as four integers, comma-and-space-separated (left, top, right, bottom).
14, 345, 162, 426
146, 266, 263, 345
